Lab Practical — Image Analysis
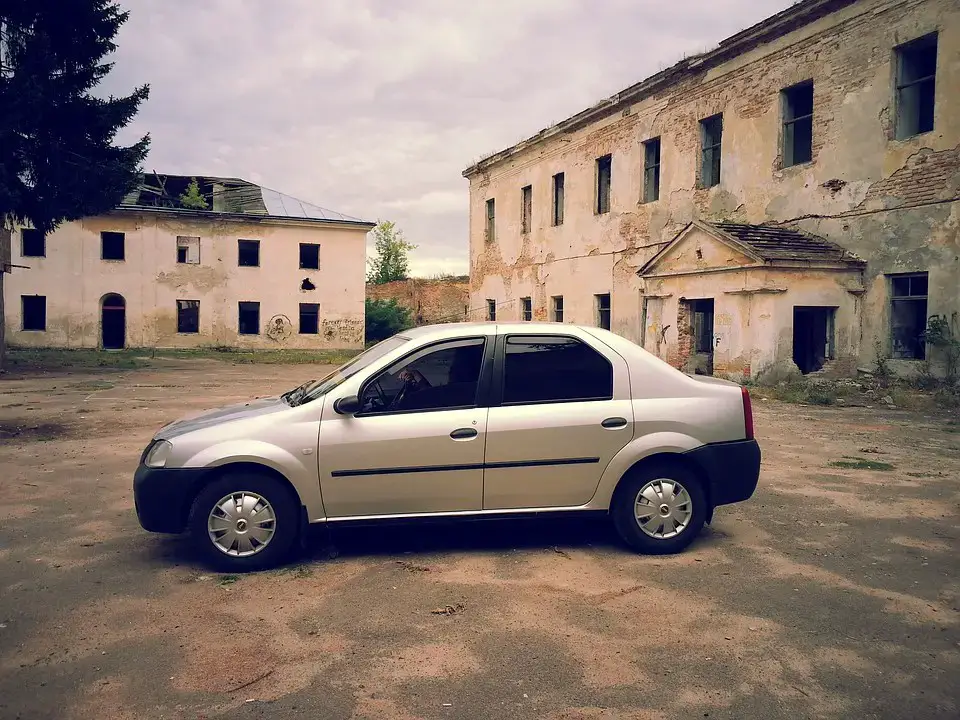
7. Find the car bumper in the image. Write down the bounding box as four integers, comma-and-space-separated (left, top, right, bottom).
685, 439, 761, 507
133, 464, 207, 534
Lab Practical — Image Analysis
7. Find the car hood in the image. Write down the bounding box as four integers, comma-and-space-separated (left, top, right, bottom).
155, 396, 288, 440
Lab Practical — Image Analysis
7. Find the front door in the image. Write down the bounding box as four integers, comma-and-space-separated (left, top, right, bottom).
483, 334, 634, 510
319, 336, 491, 518
101, 294, 126, 349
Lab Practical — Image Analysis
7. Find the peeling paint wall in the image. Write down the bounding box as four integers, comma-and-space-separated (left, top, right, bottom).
466, 0, 959, 376
366, 278, 470, 325
4, 212, 368, 349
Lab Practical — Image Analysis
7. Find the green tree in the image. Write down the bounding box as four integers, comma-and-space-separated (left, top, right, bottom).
179, 177, 208, 210
0, 0, 150, 369
366, 220, 417, 284
365, 298, 413, 343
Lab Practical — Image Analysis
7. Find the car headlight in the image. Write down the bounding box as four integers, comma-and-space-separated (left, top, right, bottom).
144, 440, 173, 468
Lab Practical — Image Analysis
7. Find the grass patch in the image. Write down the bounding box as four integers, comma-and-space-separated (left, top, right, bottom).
7, 346, 360, 372
218, 574, 240, 586
273, 564, 313, 578
829, 456, 895, 471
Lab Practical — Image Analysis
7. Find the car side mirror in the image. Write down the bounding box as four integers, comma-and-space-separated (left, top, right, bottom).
333, 395, 361, 415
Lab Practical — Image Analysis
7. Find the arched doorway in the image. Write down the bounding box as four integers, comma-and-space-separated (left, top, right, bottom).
101, 294, 126, 349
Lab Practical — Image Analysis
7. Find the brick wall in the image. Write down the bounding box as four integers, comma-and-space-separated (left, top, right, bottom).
366, 278, 469, 325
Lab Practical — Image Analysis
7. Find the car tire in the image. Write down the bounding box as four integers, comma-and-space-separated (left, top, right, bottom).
611, 461, 707, 555
188, 471, 300, 572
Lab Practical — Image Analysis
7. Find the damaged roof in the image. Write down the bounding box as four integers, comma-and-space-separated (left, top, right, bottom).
714, 222, 865, 264
118, 173, 374, 227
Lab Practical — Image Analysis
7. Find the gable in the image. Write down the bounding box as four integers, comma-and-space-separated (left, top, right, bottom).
642, 225, 760, 276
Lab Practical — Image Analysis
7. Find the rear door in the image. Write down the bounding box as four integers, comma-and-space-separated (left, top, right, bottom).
482, 332, 634, 510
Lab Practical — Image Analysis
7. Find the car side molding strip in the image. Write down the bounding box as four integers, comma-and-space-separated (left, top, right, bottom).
330, 456, 600, 478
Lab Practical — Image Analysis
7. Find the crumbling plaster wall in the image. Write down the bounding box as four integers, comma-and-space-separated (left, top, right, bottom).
468, 0, 959, 375
4, 213, 367, 349
366, 278, 469, 325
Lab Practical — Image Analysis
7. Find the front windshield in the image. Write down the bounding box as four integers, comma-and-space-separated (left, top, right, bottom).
285, 335, 409, 406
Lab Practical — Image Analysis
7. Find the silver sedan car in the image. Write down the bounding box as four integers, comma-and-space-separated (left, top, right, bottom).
134, 323, 760, 571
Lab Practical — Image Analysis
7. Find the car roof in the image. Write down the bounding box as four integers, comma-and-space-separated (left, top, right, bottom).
398, 321, 594, 342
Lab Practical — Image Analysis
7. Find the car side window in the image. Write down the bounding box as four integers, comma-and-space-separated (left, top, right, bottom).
359, 337, 486, 414
502, 335, 613, 405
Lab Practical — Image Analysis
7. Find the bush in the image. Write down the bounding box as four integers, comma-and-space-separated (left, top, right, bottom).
365, 298, 413, 343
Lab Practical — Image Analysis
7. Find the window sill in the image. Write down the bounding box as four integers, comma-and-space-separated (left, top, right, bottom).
21, 328, 46, 332
101, 258, 126, 263
778, 159, 815, 173
176, 332, 200, 335
890, 129, 935, 143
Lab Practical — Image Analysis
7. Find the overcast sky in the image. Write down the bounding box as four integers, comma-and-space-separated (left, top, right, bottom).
102, 0, 794, 277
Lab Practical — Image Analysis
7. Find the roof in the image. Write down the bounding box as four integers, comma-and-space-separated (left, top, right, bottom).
117, 173, 374, 228
639, 220, 865, 275
714, 222, 864, 264
463, 0, 857, 177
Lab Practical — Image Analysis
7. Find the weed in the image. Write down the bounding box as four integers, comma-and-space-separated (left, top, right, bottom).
218, 574, 240, 586
829, 457, 895, 471
906, 472, 938, 478
274, 564, 312, 578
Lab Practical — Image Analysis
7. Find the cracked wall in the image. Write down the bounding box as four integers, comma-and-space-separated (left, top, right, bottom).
466, 0, 959, 375
3, 213, 367, 350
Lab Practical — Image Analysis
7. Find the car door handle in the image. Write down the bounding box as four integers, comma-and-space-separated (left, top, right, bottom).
450, 428, 478, 440
601, 417, 628, 429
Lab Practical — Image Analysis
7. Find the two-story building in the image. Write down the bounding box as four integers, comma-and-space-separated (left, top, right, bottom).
464, 0, 959, 380
3, 174, 374, 351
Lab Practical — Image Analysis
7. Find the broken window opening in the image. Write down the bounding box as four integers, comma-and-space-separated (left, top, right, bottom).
300, 243, 320, 269
552, 295, 564, 323
101, 231, 125, 261
485, 199, 496, 242
520, 296, 532, 321
21, 228, 45, 257
299, 303, 320, 334
890, 272, 928, 359
643, 137, 661, 203
595, 155, 612, 214
21, 295, 46, 331
238, 239, 260, 267
238, 301, 260, 335
486, 299, 497, 321
895, 33, 937, 140
793, 306, 836, 374
301, 277, 316, 291
176, 236, 200, 264
176, 300, 200, 334
700, 114, 723, 188
782, 81, 814, 167
552, 173, 564, 226
595, 293, 611, 330
520, 185, 532, 234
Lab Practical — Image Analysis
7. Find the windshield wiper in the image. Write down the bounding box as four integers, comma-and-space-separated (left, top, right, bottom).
283, 380, 313, 407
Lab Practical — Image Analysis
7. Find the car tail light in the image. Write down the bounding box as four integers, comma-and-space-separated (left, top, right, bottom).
741, 386, 754, 440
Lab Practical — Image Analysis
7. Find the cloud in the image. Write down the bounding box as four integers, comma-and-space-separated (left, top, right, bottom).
101, 0, 795, 277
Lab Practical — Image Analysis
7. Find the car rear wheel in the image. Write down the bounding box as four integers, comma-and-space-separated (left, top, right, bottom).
611, 462, 707, 554
189, 472, 300, 572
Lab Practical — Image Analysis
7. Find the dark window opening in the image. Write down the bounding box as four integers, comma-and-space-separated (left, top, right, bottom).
101, 231, 125, 261
595, 293, 611, 330
520, 185, 532, 234
21, 295, 46, 331
596, 155, 612, 214
552, 173, 565, 226
485, 199, 496, 242
360, 338, 486, 414
486, 299, 496, 321
793, 306, 836, 374
177, 300, 200, 334
552, 295, 564, 322
643, 137, 661, 202
21, 229, 45, 257
300, 243, 320, 269
890, 272, 928, 359
299, 303, 320, 334
520, 297, 532, 321
782, 81, 814, 167
177, 236, 200, 264
700, 114, 723, 187
895, 33, 937, 139
238, 301, 260, 335
238, 239, 260, 267
503, 335, 613, 405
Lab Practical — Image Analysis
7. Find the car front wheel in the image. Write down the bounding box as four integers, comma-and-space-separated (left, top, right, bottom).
189, 472, 300, 572
612, 462, 707, 555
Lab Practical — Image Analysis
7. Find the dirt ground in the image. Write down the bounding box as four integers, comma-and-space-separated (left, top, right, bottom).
0, 360, 957, 720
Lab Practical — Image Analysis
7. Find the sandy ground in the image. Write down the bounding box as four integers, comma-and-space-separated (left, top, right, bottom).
0, 360, 957, 720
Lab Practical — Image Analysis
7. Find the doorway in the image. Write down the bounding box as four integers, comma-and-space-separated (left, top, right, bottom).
101, 294, 126, 349
682, 298, 715, 375
793, 306, 835, 374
